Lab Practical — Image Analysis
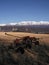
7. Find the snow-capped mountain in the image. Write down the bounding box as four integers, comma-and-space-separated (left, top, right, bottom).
0, 21, 49, 33
0, 21, 49, 26
9, 21, 49, 25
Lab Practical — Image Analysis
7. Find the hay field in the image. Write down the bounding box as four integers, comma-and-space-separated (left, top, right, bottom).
0, 32, 49, 65
0, 32, 49, 45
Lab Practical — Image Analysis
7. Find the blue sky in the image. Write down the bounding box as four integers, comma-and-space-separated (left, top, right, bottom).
0, 0, 49, 24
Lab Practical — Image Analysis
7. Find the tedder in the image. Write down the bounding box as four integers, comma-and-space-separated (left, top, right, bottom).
5, 32, 39, 54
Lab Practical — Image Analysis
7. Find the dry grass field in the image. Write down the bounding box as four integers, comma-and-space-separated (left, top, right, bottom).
0, 32, 49, 65
0, 32, 49, 45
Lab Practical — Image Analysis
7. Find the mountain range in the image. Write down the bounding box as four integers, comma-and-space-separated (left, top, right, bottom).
0, 21, 49, 26
0, 21, 49, 33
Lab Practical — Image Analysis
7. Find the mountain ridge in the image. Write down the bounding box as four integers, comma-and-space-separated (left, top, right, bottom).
0, 21, 49, 26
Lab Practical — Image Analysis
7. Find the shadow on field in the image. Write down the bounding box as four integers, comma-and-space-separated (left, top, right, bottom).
0, 42, 49, 65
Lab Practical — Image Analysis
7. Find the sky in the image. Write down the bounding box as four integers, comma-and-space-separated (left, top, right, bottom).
0, 0, 49, 24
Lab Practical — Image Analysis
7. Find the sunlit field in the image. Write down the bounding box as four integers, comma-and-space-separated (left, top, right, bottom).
0, 32, 49, 45
0, 32, 49, 65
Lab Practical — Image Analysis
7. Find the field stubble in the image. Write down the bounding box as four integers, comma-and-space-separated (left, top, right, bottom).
0, 32, 49, 65
0, 32, 49, 45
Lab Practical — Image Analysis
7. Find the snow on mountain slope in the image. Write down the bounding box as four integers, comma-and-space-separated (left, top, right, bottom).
0, 21, 49, 26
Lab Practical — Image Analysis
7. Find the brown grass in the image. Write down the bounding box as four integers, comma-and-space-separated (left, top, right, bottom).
0, 32, 49, 45
0, 32, 49, 65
